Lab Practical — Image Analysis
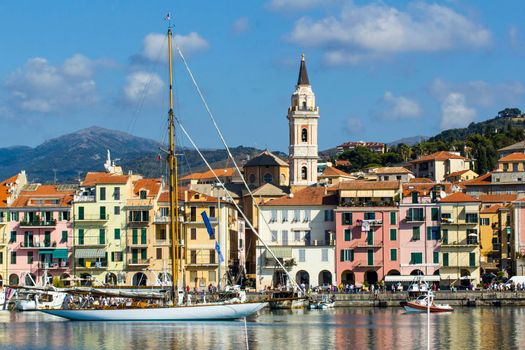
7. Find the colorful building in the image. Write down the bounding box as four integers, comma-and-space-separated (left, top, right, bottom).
409, 151, 472, 182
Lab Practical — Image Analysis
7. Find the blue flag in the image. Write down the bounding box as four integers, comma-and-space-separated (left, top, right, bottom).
201, 211, 215, 239
215, 241, 224, 263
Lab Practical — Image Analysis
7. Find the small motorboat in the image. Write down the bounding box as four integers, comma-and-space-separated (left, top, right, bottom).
308, 295, 334, 310
404, 293, 453, 313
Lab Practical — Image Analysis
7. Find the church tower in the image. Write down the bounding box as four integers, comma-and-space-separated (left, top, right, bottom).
288, 54, 319, 186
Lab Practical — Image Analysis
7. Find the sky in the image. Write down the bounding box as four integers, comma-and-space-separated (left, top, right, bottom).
1, 1, 525, 152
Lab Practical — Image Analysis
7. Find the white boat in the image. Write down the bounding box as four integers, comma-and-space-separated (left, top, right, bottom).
41, 302, 267, 321
15, 291, 67, 311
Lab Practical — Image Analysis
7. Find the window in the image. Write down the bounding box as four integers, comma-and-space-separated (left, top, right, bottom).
112, 228, 120, 240
61, 231, 68, 243
99, 187, 106, 201
299, 249, 306, 262
78, 206, 84, 220
282, 230, 288, 245
78, 229, 84, 245
469, 252, 476, 267
159, 229, 166, 241
12, 212, 19, 221
304, 231, 311, 245
390, 229, 397, 241
412, 227, 420, 241
191, 228, 197, 240
9, 231, 16, 243
342, 212, 352, 225
114, 206, 120, 215
61, 211, 70, 221
190, 207, 197, 222
99, 206, 106, 220
209, 206, 216, 218
270, 210, 277, 223
44, 231, 51, 247
293, 209, 300, 222
27, 251, 34, 264
344, 229, 352, 241
209, 250, 216, 264
132, 228, 138, 244
410, 252, 423, 264
441, 229, 448, 244
480, 218, 490, 226
294, 231, 301, 241
364, 212, 375, 220
443, 253, 449, 267
11, 252, 16, 264
433, 252, 439, 264
465, 213, 478, 224
0, 252, 3, 265
407, 208, 424, 221
111, 252, 123, 262
99, 229, 106, 245
303, 210, 311, 222
390, 212, 396, 225
431, 208, 439, 221
281, 210, 288, 223
340, 249, 354, 262
208, 271, 216, 282
271, 231, 278, 242
156, 248, 162, 260
263, 173, 273, 183
113, 187, 120, 200
390, 249, 397, 261
140, 190, 147, 200
301, 128, 308, 142
322, 248, 328, 262
301, 166, 307, 180
427, 227, 440, 240
411, 192, 418, 204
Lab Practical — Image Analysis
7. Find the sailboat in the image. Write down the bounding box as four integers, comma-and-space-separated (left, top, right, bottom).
40, 25, 267, 321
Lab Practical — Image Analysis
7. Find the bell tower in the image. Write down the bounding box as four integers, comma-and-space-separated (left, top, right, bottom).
288, 54, 319, 186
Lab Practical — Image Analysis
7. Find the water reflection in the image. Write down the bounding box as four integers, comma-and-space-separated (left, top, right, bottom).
0, 308, 524, 349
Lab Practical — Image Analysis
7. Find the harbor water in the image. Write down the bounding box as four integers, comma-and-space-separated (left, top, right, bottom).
0, 307, 524, 349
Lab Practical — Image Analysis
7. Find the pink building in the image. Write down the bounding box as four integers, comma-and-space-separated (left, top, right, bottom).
511, 200, 525, 276
398, 182, 449, 280
7, 185, 74, 286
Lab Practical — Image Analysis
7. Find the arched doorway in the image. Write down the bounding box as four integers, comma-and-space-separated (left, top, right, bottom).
80, 273, 92, 286
9, 274, 18, 285
273, 270, 288, 288
24, 273, 36, 286
433, 269, 440, 275
105, 273, 117, 286
341, 270, 355, 285
318, 270, 332, 286
387, 270, 401, 276
295, 270, 310, 288
410, 269, 424, 276
133, 272, 148, 286
365, 271, 378, 285
460, 269, 471, 287
158, 272, 172, 286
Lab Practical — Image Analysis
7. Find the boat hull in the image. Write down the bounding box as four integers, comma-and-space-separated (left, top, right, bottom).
404, 302, 453, 313
40, 302, 268, 321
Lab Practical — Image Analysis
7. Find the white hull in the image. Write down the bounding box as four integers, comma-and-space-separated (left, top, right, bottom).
15, 292, 67, 311
40, 302, 268, 321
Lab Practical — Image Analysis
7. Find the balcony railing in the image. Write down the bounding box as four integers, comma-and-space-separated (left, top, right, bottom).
154, 216, 169, 224
127, 258, 151, 266
406, 216, 425, 223
19, 242, 56, 249
355, 241, 383, 248
76, 262, 107, 270
74, 214, 109, 221
356, 260, 383, 268
440, 240, 478, 247
355, 219, 383, 226
19, 219, 57, 227
304, 240, 335, 246
74, 195, 95, 203
39, 262, 69, 269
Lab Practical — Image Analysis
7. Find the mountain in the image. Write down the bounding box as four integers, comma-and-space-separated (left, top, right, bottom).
0, 127, 286, 183
387, 135, 428, 146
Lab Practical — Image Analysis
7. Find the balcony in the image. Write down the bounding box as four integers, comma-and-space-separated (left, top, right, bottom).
74, 214, 109, 222
154, 216, 170, 224
39, 262, 69, 269
76, 262, 107, 270
129, 240, 148, 247
355, 260, 383, 268
406, 216, 425, 223
127, 258, 151, 266
440, 240, 478, 248
304, 240, 335, 246
74, 195, 95, 203
19, 242, 56, 249
19, 219, 57, 228
355, 241, 383, 248
355, 219, 383, 227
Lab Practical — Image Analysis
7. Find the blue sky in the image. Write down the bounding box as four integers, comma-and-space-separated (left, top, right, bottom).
1, 1, 525, 152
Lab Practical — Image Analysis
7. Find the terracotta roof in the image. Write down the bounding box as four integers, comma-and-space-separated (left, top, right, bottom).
338, 180, 400, 191
402, 183, 452, 197
410, 151, 469, 163
244, 150, 288, 167
0, 175, 18, 207
180, 168, 238, 181
478, 194, 518, 203
335, 160, 351, 166
498, 141, 525, 152
439, 192, 479, 203
82, 172, 129, 186
133, 178, 162, 197
11, 184, 74, 207
409, 178, 434, 183
498, 152, 525, 162
158, 188, 189, 203
372, 167, 412, 174
463, 172, 492, 186
249, 183, 289, 197
480, 204, 503, 214
447, 169, 471, 177
321, 166, 351, 177
264, 187, 337, 206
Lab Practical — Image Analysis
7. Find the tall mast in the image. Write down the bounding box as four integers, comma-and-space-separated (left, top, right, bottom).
167, 27, 180, 299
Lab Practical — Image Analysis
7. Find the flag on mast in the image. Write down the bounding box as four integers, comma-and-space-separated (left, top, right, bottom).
165, 13, 171, 21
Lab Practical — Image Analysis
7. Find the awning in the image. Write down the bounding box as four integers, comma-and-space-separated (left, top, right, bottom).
266, 247, 292, 258
384, 275, 440, 283
38, 249, 68, 259
75, 248, 105, 259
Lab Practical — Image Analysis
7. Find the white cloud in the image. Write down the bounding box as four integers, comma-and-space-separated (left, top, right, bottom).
267, 0, 335, 11
440, 93, 476, 129
345, 117, 364, 134
382, 91, 421, 119
123, 71, 164, 104
232, 17, 249, 34
288, 2, 491, 65
141, 32, 209, 63
3, 55, 98, 115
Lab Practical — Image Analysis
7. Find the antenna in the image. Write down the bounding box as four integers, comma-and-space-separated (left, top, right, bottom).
53, 169, 57, 184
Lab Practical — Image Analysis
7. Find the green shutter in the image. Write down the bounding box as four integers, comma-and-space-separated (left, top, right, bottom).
411, 252, 422, 264
412, 192, 418, 203
132, 229, 138, 244
141, 228, 147, 244
412, 227, 420, 240
427, 227, 432, 240
344, 229, 351, 241
350, 250, 354, 262
340, 249, 345, 262
114, 228, 120, 240
442, 229, 448, 244
391, 248, 397, 261
431, 208, 439, 221
61, 231, 68, 243
443, 253, 449, 267
367, 230, 373, 245
433, 252, 439, 264
99, 206, 106, 220
78, 206, 84, 220
78, 229, 84, 245
469, 252, 476, 267
99, 229, 105, 244
390, 211, 396, 225
10, 231, 16, 243
367, 249, 373, 265
132, 249, 138, 263
141, 248, 147, 260
390, 229, 397, 241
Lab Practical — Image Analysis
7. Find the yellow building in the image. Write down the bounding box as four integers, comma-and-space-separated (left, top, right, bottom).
73, 171, 139, 286
439, 192, 481, 287
243, 150, 289, 188
445, 169, 479, 183
479, 205, 501, 273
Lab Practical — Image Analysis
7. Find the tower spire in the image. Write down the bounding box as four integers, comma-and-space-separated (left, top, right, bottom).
297, 53, 310, 86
